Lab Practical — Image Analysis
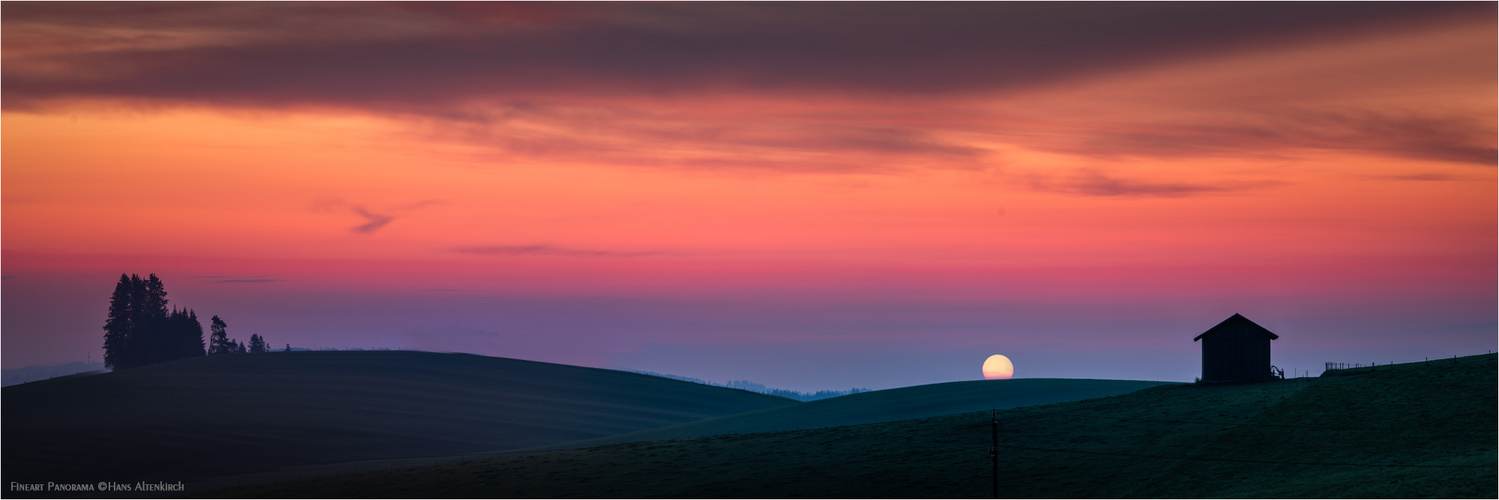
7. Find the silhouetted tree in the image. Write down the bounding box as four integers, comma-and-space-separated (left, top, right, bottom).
102, 274, 136, 370
248, 334, 267, 354
236, 340, 247, 354
167, 308, 205, 359
208, 315, 236, 355
184, 309, 206, 357
132, 274, 170, 366
284, 343, 292, 352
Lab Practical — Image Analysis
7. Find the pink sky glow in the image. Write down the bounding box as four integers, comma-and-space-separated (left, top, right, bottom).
3, 3, 1494, 390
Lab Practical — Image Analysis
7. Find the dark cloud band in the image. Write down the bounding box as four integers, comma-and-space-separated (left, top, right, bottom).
4, 3, 1485, 107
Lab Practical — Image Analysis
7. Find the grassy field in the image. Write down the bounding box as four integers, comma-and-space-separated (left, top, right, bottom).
273, 378, 1173, 489
216, 354, 1496, 498
545, 378, 1173, 451
1, 351, 795, 487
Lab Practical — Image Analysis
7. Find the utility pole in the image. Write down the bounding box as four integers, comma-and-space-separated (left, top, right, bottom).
990, 409, 999, 499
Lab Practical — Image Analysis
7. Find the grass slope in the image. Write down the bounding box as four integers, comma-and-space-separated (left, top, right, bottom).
189, 377, 1170, 491
548, 378, 1173, 450
1, 351, 795, 486
222, 354, 1496, 498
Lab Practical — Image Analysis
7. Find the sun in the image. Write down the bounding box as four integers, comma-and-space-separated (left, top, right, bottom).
982, 354, 1014, 380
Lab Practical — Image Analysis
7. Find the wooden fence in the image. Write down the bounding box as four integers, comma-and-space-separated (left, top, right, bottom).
1324, 351, 1493, 373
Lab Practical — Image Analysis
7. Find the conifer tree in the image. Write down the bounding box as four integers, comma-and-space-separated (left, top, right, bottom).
120, 274, 170, 366
248, 334, 267, 354
125, 275, 149, 366
185, 309, 205, 357
102, 274, 135, 370
141, 274, 170, 365
168, 308, 206, 359
208, 315, 232, 355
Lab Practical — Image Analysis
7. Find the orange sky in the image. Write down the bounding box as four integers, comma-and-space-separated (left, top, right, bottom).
3, 3, 1494, 389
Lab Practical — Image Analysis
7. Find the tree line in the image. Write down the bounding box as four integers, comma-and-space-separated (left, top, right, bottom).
102, 274, 275, 371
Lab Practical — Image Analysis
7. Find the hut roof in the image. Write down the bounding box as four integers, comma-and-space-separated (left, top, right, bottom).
1192, 313, 1279, 342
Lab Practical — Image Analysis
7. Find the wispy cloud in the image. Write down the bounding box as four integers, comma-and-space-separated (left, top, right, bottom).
212, 278, 284, 283
411, 102, 989, 174
1010, 109, 1496, 168
1026, 170, 1277, 198
1386, 173, 1460, 182
450, 245, 662, 258
350, 206, 394, 234
313, 199, 440, 234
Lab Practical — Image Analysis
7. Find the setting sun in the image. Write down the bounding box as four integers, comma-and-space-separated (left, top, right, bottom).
983, 354, 1015, 380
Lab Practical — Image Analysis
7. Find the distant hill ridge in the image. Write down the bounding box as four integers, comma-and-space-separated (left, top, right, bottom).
628, 369, 870, 401
1, 361, 108, 387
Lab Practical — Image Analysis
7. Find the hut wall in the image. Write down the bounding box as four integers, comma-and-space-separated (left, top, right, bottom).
1200, 322, 1272, 382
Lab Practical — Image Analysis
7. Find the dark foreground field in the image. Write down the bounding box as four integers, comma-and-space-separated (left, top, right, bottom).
2, 351, 796, 486
544, 377, 1172, 451
2, 350, 1163, 497
215, 354, 1496, 498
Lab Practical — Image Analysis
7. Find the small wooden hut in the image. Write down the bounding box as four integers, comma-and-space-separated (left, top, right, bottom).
1193, 313, 1278, 383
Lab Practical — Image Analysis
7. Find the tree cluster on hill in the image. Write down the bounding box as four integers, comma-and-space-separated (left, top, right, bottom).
723, 380, 870, 402
102, 274, 268, 370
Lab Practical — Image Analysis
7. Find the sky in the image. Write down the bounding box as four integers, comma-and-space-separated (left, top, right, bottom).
2, 2, 1494, 391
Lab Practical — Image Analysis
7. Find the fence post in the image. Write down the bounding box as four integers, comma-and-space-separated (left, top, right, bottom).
991, 410, 999, 499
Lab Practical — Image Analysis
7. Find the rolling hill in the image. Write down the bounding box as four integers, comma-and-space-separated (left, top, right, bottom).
186, 374, 1173, 491
546, 377, 1173, 450
217, 354, 1496, 498
1, 351, 795, 486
